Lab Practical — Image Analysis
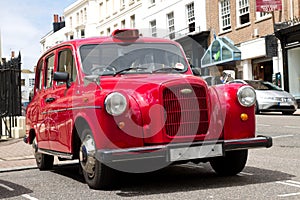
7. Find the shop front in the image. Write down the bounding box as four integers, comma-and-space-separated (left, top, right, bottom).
275, 23, 300, 106
200, 35, 242, 82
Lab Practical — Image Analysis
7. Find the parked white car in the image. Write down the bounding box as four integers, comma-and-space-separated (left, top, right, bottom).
228, 80, 298, 115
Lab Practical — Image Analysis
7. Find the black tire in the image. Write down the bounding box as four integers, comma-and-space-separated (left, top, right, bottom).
210, 150, 248, 176
282, 111, 294, 115
32, 138, 54, 170
79, 128, 116, 190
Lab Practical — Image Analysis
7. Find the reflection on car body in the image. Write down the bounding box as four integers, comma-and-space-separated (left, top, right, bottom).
228, 79, 298, 115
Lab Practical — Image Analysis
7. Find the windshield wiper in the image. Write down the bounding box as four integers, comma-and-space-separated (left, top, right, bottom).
152, 66, 183, 73
113, 66, 148, 76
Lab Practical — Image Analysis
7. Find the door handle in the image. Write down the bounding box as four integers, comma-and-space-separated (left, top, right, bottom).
45, 97, 56, 103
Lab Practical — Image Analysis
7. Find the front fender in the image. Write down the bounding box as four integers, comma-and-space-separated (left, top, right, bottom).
214, 84, 256, 140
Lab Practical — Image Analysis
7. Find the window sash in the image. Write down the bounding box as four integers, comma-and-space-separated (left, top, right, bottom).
220, 0, 231, 30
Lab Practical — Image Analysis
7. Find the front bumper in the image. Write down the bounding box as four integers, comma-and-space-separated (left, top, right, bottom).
96, 136, 272, 163
259, 100, 298, 112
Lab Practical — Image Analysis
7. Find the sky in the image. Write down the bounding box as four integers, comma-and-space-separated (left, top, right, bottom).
0, 0, 77, 70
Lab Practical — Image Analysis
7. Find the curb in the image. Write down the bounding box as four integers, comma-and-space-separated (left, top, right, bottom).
0, 165, 37, 173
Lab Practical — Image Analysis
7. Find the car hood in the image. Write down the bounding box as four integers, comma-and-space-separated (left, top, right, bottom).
100, 73, 206, 92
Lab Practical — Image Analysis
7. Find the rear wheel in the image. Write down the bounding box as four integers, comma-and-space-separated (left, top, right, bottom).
79, 128, 116, 190
32, 138, 54, 170
210, 150, 248, 176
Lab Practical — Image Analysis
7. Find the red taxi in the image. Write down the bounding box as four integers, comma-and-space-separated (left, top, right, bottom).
25, 29, 272, 189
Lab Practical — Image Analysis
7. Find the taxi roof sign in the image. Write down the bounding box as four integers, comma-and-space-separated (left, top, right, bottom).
112, 29, 140, 40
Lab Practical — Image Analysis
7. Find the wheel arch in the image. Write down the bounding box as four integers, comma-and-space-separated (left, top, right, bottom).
28, 128, 36, 144
71, 116, 91, 159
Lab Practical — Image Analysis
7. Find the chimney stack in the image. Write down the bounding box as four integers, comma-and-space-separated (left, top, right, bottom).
53, 14, 65, 33
54, 14, 59, 23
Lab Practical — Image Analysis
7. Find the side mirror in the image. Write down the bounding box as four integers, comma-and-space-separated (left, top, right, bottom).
192, 68, 201, 76
54, 72, 71, 88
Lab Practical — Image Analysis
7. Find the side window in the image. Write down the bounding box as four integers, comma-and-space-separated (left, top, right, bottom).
58, 49, 77, 84
45, 54, 55, 89
36, 60, 44, 90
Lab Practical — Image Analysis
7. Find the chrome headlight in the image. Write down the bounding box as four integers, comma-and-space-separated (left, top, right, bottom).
104, 92, 127, 116
237, 86, 256, 107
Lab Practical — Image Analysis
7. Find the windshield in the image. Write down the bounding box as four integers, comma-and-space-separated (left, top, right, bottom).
79, 43, 188, 75
246, 81, 283, 91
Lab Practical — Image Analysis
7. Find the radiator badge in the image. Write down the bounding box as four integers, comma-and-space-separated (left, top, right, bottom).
180, 88, 193, 94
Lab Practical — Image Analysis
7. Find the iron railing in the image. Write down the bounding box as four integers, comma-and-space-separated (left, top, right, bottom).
0, 54, 22, 138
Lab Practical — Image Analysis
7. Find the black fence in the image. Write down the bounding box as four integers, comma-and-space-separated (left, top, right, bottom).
0, 53, 22, 138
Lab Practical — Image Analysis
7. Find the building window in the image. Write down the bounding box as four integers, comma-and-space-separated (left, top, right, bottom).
130, 15, 135, 28
70, 35, 74, 40
186, 2, 195, 32
80, 10, 83, 24
106, 0, 111, 18
237, 0, 250, 26
120, 0, 125, 9
29, 78, 35, 87
76, 12, 79, 25
121, 20, 125, 28
150, 20, 157, 37
220, 0, 231, 31
107, 28, 111, 36
256, 11, 271, 20
84, 8, 87, 23
99, 2, 104, 21
69, 17, 73, 29
21, 79, 25, 86
167, 12, 175, 39
81, 29, 85, 38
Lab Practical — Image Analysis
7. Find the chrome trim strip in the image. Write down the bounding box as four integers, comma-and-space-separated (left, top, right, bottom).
42, 106, 102, 115
38, 148, 73, 159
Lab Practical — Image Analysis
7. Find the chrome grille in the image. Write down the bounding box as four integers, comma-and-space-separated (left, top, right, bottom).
163, 85, 209, 137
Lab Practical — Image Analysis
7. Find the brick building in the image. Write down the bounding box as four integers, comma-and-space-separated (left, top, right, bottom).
204, 0, 300, 105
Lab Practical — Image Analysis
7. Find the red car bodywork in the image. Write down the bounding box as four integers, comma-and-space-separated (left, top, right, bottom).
25, 29, 272, 189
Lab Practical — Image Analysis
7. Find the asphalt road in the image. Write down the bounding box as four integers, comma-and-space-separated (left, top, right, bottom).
0, 113, 299, 200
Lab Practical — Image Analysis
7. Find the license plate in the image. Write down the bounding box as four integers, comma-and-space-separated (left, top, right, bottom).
278, 102, 289, 106
169, 144, 223, 162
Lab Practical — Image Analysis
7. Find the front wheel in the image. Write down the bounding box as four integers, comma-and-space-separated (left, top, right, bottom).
32, 138, 54, 170
210, 150, 248, 176
79, 128, 116, 190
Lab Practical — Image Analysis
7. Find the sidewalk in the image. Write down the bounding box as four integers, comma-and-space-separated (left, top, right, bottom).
0, 138, 75, 173
0, 138, 36, 172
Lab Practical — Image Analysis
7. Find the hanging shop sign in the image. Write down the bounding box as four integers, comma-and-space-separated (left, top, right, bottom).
256, 0, 282, 12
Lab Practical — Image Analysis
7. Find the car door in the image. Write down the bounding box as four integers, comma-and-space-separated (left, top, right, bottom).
48, 46, 78, 152
36, 53, 55, 150
30, 58, 49, 149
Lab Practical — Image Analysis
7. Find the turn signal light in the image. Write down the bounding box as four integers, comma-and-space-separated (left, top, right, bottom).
240, 113, 248, 121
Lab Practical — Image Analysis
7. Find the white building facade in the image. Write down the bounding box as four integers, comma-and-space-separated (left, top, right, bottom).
21, 70, 35, 103
40, 0, 210, 69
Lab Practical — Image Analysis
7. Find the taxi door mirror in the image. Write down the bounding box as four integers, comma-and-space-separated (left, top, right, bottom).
54, 72, 71, 88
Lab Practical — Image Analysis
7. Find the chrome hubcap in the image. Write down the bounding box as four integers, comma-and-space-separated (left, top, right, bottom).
79, 135, 96, 177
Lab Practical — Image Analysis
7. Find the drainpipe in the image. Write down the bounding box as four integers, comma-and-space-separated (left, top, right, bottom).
290, 0, 294, 24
